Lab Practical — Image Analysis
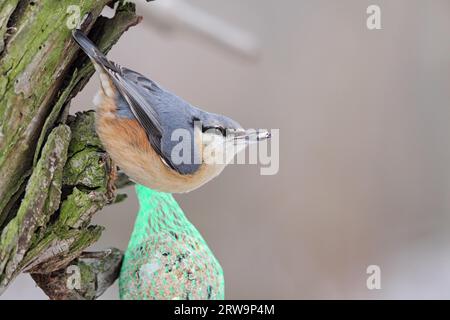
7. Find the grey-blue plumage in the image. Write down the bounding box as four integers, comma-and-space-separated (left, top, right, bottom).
72, 29, 270, 193
73, 30, 243, 176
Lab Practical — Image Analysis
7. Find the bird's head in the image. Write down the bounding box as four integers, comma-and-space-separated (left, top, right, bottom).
195, 112, 271, 166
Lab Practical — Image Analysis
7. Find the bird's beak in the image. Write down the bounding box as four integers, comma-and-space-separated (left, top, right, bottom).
232, 129, 271, 145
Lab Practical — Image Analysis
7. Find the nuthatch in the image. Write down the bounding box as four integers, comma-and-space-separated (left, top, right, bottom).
72, 30, 270, 193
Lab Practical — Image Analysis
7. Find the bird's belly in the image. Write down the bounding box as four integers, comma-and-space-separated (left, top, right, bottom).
95, 96, 224, 193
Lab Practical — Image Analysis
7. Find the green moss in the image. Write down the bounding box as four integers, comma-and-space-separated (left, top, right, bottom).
33, 72, 79, 166
0, 124, 71, 288
67, 111, 102, 156
0, 0, 20, 53
63, 147, 107, 189
18, 112, 113, 277
0, 0, 111, 229
0, 0, 141, 296
59, 188, 104, 229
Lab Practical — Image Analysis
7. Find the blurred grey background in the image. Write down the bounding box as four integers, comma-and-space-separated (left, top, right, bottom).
2, 0, 450, 299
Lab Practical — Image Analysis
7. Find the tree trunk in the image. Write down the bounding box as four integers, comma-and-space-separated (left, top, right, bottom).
0, 0, 140, 299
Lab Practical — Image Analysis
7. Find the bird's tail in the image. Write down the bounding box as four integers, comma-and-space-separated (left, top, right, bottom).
72, 29, 114, 70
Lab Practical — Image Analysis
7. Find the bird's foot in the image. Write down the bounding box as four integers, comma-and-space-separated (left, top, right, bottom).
102, 153, 118, 202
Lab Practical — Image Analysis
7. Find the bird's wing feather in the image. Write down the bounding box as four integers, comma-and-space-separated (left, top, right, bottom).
109, 70, 163, 143
112, 69, 163, 132
109, 69, 183, 173
72, 30, 182, 173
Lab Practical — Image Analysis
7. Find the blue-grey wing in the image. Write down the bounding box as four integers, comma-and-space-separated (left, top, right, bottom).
109, 67, 201, 175
72, 30, 195, 174
109, 69, 163, 139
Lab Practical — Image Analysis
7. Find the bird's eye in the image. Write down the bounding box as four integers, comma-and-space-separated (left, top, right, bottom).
203, 126, 227, 136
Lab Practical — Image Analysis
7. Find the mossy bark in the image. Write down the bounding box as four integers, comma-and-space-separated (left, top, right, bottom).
0, 0, 140, 298
31, 248, 124, 300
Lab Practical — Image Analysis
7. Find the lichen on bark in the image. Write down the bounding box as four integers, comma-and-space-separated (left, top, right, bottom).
31, 248, 123, 300
0, 124, 71, 290
0, 0, 141, 298
0, 0, 112, 227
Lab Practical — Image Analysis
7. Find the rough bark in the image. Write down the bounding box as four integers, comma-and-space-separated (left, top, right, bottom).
31, 248, 123, 300
0, 0, 140, 298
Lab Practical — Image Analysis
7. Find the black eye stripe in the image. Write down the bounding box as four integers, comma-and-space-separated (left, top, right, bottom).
203, 126, 226, 136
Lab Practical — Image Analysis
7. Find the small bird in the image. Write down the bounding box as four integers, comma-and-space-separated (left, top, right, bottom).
72, 30, 269, 193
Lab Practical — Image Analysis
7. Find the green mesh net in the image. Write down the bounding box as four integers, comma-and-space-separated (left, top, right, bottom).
119, 184, 224, 300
